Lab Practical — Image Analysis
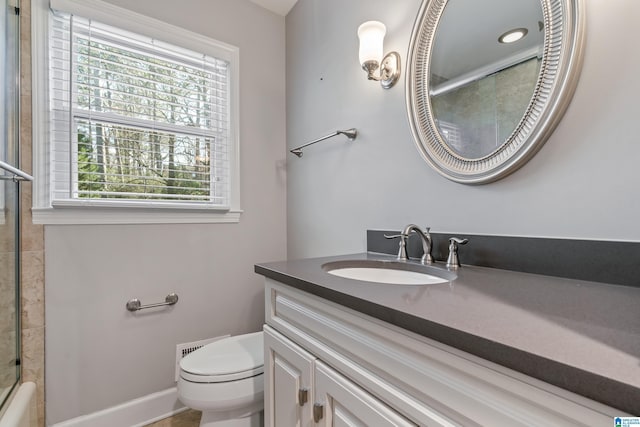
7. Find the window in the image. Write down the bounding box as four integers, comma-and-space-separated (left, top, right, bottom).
32, 0, 240, 224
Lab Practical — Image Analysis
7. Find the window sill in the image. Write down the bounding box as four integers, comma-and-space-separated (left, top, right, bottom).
32, 206, 242, 225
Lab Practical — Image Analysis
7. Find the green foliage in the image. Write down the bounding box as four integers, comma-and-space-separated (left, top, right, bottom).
77, 130, 104, 197
73, 35, 222, 202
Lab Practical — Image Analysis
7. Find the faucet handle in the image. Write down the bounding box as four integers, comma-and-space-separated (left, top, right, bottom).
446, 237, 468, 270
449, 237, 468, 245
384, 233, 409, 261
384, 233, 405, 239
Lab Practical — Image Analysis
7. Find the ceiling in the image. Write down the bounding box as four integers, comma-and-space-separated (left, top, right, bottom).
250, 0, 299, 16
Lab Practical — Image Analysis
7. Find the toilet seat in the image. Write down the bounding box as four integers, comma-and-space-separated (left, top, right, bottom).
180, 331, 264, 383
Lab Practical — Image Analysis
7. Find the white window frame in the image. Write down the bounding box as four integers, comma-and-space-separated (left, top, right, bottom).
31, 0, 241, 224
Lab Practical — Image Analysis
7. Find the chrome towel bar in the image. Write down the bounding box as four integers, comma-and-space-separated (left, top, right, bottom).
126, 293, 178, 312
290, 128, 357, 157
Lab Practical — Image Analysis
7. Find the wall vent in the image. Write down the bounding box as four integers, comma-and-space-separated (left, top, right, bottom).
175, 335, 229, 382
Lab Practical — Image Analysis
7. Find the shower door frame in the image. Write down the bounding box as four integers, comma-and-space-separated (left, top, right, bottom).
0, 0, 23, 413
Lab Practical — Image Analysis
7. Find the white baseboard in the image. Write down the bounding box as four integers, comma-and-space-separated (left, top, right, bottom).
51, 387, 187, 427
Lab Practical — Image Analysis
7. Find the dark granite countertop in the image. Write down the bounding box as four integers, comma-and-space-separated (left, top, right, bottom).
255, 252, 640, 415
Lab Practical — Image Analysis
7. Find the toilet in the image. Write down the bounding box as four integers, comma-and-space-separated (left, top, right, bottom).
177, 332, 264, 427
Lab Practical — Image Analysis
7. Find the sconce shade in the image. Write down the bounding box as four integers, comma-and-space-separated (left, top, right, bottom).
358, 21, 386, 65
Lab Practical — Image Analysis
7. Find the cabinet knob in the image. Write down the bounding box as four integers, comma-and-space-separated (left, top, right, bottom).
313, 403, 324, 422
298, 388, 309, 406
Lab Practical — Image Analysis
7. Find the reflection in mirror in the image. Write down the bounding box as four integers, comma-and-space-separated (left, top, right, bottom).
406, 0, 585, 184
429, 0, 544, 159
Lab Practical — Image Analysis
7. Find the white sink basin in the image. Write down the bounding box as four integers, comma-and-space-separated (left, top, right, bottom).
322, 260, 454, 285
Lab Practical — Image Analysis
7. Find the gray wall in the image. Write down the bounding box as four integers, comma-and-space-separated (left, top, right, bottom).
286, 0, 640, 259
45, 0, 286, 423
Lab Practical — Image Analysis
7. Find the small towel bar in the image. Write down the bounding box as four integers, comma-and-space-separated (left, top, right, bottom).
290, 128, 357, 157
126, 293, 178, 312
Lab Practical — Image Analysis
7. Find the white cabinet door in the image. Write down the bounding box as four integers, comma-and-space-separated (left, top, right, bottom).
314, 361, 417, 427
264, 325, 316, 427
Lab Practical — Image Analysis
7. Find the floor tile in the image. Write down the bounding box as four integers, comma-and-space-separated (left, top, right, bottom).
144, 409, 201, 427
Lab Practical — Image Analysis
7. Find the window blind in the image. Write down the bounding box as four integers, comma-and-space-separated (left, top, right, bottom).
49, 11, 231, 207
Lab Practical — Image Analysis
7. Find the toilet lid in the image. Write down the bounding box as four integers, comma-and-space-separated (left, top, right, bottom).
180, 331, 264, 383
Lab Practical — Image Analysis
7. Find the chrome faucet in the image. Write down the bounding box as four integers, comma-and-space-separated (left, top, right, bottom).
445, 237, 469, 270
385, 224, 433, 264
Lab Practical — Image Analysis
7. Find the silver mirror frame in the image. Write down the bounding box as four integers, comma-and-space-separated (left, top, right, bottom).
406, 0, 586, 184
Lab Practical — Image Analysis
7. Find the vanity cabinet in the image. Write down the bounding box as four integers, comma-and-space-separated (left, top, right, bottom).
314, 359, 417, 426
265, 326, 416, 426
263, 278, 619, 427
264, 326, 314, 426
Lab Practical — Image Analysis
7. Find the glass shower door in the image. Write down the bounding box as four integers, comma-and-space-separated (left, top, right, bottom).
0, 171, 19, 411
0, 0, 23, 411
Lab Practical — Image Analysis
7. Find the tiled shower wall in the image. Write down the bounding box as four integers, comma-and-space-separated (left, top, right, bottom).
19, 0, 46, 425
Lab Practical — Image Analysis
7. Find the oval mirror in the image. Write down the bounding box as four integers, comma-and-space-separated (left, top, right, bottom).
406, 0, 585, 184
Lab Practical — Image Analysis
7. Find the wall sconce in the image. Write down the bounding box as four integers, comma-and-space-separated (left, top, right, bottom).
357, 21, 401, 89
